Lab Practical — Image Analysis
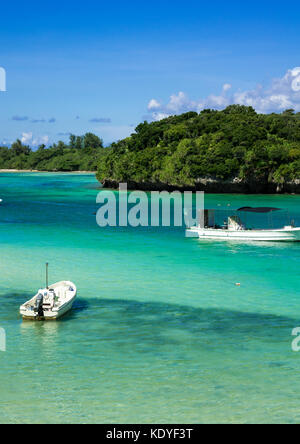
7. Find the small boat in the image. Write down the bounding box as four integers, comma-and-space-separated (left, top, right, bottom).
186, 207, 300, 242
20, 264, 77, 320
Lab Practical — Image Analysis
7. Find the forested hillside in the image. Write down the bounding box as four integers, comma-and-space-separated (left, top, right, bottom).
96, 105, 300, 193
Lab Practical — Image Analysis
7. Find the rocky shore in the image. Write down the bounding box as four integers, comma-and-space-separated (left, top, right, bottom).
101, 177, 300, 194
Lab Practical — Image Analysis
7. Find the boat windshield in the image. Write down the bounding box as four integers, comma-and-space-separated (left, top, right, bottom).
198, 208, 291, 230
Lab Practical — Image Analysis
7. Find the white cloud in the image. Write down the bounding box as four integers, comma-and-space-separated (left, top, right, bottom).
147, 99, 161, 110
166, 91, 197, 113
147, 85, 231, 121
151, 112, 171, 121
21, 132, 33, 144
223, 83, 232, 92
33, 135, 49, 146
147, 67, 300, 120
21, 132, 49, 146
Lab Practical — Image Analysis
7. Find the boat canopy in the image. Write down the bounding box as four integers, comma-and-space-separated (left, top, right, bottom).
237, 207, 281, 213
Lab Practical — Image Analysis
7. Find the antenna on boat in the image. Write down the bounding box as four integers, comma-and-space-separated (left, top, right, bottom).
46, 262, 49, 289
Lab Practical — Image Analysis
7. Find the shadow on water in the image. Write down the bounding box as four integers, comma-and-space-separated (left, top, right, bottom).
86, 298, 300, 340
1, 292, 299, 352
70, 297, 89, 313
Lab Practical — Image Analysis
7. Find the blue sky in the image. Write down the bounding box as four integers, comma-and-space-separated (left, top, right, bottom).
1, 0, 300, 146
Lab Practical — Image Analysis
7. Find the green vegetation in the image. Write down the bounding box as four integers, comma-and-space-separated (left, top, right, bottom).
96, 106, 300, 189
0, 133, 105, 171
2, 107, 300, 191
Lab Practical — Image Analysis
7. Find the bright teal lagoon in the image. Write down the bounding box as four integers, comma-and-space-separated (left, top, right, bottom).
0, 173, 300, 424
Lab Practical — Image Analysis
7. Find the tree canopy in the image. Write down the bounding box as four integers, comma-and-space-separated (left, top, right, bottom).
0, 133, 105, 171
96, 106, 300, 189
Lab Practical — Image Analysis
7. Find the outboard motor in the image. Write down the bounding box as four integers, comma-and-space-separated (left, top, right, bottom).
34, 293, 44, 317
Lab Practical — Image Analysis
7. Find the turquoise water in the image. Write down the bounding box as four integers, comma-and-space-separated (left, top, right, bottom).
0, 173, 300, 424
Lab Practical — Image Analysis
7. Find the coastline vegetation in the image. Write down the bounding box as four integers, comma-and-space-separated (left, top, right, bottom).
96, 105, 300, 190
0, 133, 105, 172
1, 106, 300, 191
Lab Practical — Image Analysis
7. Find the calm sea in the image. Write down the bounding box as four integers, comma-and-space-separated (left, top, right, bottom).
0, 173, 300, 424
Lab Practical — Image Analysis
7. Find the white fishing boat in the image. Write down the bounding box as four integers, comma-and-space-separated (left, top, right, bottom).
186, 207, 300, 242
20, 264, 77, 320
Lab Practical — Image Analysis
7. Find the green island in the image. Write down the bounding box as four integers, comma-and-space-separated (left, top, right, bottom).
96, 105, 300, 193
0, 132, 105, 172
1, 105, 300, 193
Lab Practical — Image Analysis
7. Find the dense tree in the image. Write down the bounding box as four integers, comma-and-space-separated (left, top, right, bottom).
96, 106, 300, 189
69, 134, 76, 149
11, 139, 31, 156
83, 133, 103, 151
0, 133, 106, 171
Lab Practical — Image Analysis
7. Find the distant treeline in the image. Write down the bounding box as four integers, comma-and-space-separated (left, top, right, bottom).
96, 105, 300, 191
0, 133, 105, 171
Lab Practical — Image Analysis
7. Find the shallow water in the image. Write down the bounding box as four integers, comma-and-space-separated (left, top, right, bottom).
0, 173, 300, 423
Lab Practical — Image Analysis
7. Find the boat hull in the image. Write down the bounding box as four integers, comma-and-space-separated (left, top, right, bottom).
186, 227, 300, 242
21, 298, 75, 320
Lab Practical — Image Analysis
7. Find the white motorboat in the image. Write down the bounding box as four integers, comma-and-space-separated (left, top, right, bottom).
186, 207, 300, 242
20, 281, 77, 320
20, 264, 77, 320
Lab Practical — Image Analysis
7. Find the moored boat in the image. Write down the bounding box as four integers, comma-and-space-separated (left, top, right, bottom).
20, 264, 77, 320
20, 281, 77, 320
186, 207, 300, 242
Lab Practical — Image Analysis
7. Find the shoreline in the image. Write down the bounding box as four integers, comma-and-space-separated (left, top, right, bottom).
1, 171, 298, 194
0, 169, 96, 174
101, 178, 300, 194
